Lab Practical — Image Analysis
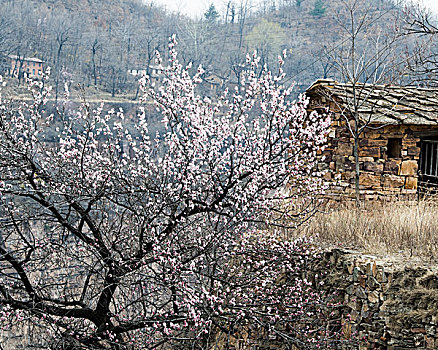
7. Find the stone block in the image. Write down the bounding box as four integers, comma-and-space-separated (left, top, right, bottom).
384, 160, 400, 174
350, 309, 360, 322
359, 147, 380, 158
353, 267, 361, 282
404, 176, 418, 190
342, 322, 352, 339
401, 188, 417, 195
356, 286, 367, 299
364, 194, 377, 200
360, 138, 387, 147
336, 142, 353, 156
366, 132, 383, 139
376, 268, 387, 283
407, 146, 421, 157
344, 160, 354, 171
411, 328, 426, 334
387, 273, 392, 287
384, 125, 404, 134
382, 174, 405, 188
360, 275, 367, 288
359, 139, 368, 147
364, 162, 384, 173
368, 291, 380, 303
341, 172, 354, 180
368, 139, 388, 147
367, 276, 380, 289
359, 173, 381, 188
336, 162, 345, 172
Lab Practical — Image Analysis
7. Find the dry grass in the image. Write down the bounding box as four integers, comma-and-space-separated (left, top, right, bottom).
295, 199, 438, 260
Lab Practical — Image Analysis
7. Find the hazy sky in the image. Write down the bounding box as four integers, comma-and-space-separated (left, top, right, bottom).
417, 0, 438, 15
150, 0, 438, 19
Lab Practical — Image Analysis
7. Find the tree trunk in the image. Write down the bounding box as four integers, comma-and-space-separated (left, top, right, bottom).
354, 124, 360, 206
92, 42, 97, 87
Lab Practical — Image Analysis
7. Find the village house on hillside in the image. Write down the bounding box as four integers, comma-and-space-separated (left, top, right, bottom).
306, 79, 438, 200
9, 55, 44, 79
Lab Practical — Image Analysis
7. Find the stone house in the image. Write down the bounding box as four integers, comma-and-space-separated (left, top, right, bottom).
306, 79, 438, 200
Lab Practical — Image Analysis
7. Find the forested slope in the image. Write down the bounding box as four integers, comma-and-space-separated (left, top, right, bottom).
0, 0, 419, 97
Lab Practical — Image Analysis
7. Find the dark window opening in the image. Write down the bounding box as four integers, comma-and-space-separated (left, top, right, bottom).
420, 140, 438, 179
387, 138, 402, 158
419, 139, 438, 194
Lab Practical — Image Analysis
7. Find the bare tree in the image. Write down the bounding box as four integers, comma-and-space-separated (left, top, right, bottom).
402, 3, 438, 86
47, 12, 73, 101
322, 0, 409, 204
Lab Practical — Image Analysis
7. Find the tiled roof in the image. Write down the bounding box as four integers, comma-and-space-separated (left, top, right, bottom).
306, 79, 438, 125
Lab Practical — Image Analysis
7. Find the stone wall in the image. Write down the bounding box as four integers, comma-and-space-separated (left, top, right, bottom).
306, 93, 438, 200
319, 119, 438, 200
317, 249, 438, 350
215, 249, 438, 349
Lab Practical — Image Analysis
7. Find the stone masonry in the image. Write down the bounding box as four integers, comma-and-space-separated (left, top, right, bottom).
217, 248, 438, 349
317, 249, 438, 350
318, 123, 437, 200
306, 79, 438, 201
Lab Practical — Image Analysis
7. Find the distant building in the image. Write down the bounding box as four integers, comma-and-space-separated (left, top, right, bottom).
128, 66, 225, 93
203, 72, 224, 92
127, 65, 164, 82
9, 55, 44, 79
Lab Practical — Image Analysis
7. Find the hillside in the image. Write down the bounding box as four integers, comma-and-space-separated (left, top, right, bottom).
0, 0, 415, 97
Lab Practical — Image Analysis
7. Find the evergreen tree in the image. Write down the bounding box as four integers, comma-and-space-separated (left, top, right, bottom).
204, 3, 220, 22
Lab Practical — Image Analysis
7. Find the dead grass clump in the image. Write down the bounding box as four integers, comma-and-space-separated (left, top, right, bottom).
297, 200, 438, 259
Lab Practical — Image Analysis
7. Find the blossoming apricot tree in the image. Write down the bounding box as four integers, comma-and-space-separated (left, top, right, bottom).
0, 38, 333, 349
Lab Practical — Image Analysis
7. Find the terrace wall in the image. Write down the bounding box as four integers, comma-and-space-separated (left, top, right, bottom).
315, 249, 438, 350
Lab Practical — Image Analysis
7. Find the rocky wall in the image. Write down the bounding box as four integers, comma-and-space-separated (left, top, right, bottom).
215, 249, 438, 349
317, 249, 438, 349
319, 120, 438, 200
